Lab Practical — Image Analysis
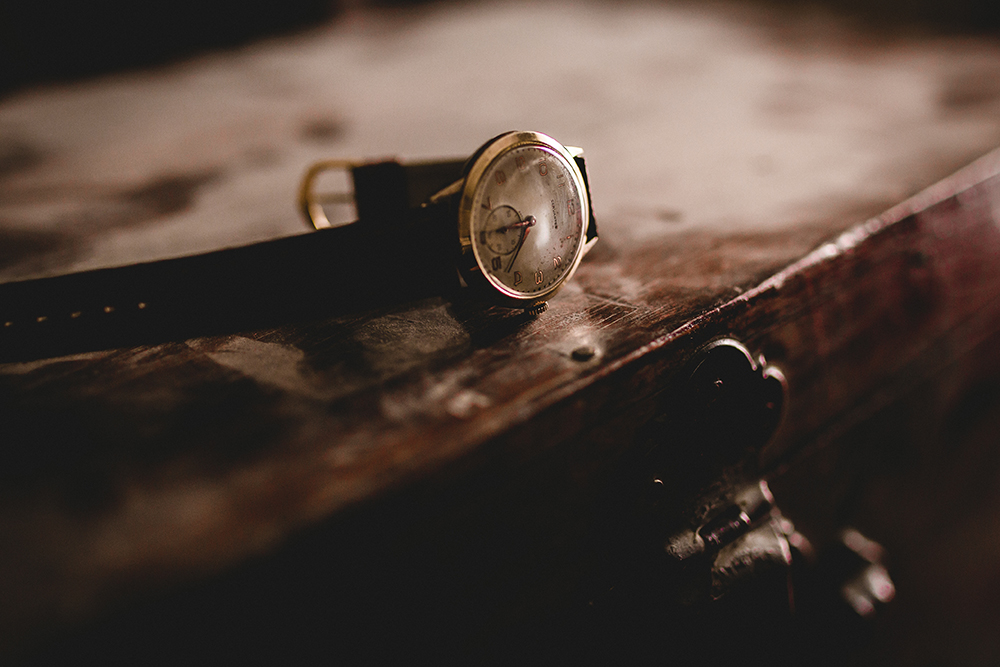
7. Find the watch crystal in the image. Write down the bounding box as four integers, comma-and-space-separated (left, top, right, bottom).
469, 143, 586, 298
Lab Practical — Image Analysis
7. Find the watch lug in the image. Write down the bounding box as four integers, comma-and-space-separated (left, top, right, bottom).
428, 178, 464, 204
582, 235, 599, 257
566, 145, 584, 159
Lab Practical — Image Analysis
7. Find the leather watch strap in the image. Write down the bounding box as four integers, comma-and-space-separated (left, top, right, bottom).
0, 160, 466, 362
351, 159, 466, 228
574, 156, 598, 245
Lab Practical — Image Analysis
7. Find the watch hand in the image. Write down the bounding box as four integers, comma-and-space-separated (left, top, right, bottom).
499, 217, 536, 232
505, 216, 535, 272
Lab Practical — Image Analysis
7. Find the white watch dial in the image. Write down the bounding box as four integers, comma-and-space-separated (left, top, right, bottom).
469, 143, 586, 298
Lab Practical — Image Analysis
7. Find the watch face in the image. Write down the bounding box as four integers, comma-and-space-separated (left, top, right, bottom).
458, 132, 589, 305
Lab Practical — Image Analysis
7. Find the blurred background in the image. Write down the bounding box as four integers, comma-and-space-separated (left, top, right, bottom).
1, 0, 999, 96
3, 0, 1000, 282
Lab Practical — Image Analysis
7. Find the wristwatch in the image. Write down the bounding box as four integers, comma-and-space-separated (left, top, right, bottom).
0, 130, 598, 361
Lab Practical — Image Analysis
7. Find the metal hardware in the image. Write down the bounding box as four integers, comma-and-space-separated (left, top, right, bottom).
666, 479, 800, 603
683, 337, 787, 457
698, 480, 777, 552
586, 337, 896, 662
299, 159, 357, 230
648, 338, 794, 607
828, 528, 896, 618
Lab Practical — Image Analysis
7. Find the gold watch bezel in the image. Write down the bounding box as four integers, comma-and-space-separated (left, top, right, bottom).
456, 130, 591, 310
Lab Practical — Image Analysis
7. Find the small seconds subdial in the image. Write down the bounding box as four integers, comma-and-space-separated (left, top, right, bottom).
483, 205, 526, 255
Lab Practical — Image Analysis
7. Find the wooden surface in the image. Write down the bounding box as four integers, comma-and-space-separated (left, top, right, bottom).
3, 2, 1000, 663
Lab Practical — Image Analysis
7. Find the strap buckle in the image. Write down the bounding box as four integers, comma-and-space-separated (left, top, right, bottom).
299, 160, 357, 230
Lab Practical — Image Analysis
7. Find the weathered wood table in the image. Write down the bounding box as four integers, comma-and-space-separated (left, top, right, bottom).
2, 3, 1000, 664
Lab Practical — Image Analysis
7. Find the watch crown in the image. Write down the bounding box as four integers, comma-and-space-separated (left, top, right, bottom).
525, 302, 548, 317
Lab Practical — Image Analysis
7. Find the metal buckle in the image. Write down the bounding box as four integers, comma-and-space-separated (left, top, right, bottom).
298, 159, 357, 230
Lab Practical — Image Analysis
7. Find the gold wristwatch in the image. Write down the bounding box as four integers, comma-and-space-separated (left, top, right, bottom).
0, 131, 597, 361
301, 129, 598, 315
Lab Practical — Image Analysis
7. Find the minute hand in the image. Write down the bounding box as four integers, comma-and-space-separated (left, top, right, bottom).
505, 215, 536, 273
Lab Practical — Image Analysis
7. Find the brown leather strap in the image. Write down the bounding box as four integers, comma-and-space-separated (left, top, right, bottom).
0, 160, 466, 362
574, 156, 599, 244
352, 159, 466, 227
